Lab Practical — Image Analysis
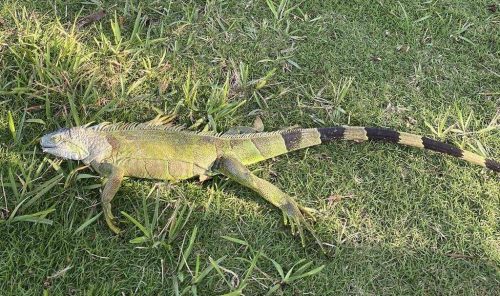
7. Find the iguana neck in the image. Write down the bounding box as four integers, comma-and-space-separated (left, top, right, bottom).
81, 130, 113, 165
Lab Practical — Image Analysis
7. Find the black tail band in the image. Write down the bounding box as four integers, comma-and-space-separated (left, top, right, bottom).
421, 137, 464, 158
317, 127, 345, 142
364, 127, 400, 143
485, 159, 500, 172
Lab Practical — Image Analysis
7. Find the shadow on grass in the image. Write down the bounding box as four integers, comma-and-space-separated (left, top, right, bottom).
0, 197, 498, 295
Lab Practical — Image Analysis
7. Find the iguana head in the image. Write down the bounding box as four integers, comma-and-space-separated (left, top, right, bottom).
40, 127, 111, 164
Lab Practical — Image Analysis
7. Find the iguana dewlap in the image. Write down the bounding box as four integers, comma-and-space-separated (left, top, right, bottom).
40, 116, 499, 249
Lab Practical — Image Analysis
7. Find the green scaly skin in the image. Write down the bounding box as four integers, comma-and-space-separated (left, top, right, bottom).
40, 115, 499, 250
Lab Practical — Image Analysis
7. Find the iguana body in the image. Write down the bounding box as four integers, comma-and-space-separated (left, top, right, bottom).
40, 116, 499, 248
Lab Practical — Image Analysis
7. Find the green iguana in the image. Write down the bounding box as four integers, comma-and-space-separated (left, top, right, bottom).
40, 115, 499, 248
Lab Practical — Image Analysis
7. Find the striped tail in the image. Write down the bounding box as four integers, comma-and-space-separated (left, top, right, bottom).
281, 127, 499, 172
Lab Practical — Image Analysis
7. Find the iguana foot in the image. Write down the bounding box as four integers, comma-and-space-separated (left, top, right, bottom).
281, 201, 306, 237
103, 204, 122, 234
105, 214, 122, 234
223, 116, 265, 135
279, 200, 324, 252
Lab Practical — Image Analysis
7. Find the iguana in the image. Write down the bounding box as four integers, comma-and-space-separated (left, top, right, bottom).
40, 115, 499, 249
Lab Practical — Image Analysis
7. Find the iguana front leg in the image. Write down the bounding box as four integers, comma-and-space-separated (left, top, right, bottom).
214, 156, 323, 251
93, 162, 124, 234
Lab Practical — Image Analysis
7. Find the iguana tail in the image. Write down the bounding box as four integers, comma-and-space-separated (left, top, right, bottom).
279, 126, 499, 172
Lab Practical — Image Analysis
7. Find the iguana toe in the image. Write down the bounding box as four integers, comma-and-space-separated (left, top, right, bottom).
298, 205, 317, 221
105, 214, 122, 234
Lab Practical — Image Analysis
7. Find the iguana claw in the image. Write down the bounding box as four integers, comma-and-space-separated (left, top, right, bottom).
105, 215, 122, 234
103, 203, 122, 234
280, 200, 324, 252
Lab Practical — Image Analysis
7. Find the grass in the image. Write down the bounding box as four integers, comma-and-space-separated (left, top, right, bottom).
0, 0, 499, 294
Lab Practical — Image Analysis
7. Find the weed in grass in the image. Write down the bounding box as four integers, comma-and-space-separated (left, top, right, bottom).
121, 186, 194, 249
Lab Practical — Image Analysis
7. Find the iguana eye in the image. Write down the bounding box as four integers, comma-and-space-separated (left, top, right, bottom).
51, 135, 63, 143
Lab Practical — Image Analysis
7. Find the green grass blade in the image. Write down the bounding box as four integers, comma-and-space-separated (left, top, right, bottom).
73, 212, 102, 235
285, 265, 325, 283
192, 255, 226, 284
21, 173, 63, 211
178, 225, 198, 272
10, 208, 55, 225
221, 236, 249, 246
121, 211, 150, 238
7, 110, 16, 141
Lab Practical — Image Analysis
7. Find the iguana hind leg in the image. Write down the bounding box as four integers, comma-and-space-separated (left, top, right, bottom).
223, 126, 261, 135
95, 163, 124, 234
223, 116, 265, 135
214, 156, 323, 251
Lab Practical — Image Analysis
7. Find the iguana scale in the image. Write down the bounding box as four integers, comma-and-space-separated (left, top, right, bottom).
40, 116, 499, 248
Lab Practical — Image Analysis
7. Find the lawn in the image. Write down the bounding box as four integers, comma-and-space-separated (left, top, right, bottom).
0, 0, 499, 295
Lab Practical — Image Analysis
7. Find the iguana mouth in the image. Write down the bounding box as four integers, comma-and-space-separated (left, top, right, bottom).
41, 146, 58, 154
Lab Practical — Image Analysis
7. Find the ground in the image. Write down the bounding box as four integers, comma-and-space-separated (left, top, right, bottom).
0, 0, 499, 295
